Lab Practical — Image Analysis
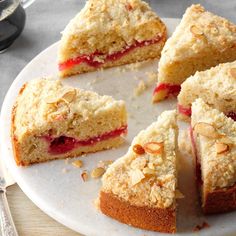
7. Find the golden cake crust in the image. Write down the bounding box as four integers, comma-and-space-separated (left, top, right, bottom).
203, 182, 236, 214
100, 191, 176, 233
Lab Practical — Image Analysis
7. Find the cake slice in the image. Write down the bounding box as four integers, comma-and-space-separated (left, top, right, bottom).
178, 61, 236, 121
153, 4, 236, 102
100, 110, 178, 233
11, 78, 127, 166
58, 0, 167, 77
191, 99, 236, 214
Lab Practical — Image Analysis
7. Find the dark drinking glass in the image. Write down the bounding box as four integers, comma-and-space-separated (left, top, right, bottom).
0, 0, 34, 52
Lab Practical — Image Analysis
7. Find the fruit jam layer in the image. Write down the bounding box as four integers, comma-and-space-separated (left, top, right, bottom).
178, 104, 236, 121
189, 126, 202, 185
177, 104, 192, 117
59, 35, 163, 71
153, 83, 181, 99
43, 125, 127, 155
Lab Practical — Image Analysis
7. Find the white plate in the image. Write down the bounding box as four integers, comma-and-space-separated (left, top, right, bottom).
1, 18, 236, 236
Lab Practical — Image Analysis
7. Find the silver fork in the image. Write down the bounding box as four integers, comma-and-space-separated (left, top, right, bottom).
0, 177, 18, 236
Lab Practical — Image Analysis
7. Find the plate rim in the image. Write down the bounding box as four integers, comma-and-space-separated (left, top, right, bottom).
2, 17, 234, 236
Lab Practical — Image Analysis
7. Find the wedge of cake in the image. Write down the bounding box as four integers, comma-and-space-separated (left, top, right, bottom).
178, 61, 236, 121
58, 0, 167, 77
153, 4, 236, 102
11, 78, 127, 166
100, 110, 178, 233
191, 99, 236, 214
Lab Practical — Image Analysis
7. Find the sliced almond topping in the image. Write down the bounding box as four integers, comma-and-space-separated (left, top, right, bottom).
91, 167, 105, 179
148, 163, 155, 170
46, 96, 60, 104
190, 25, 203, 36
130, 169, 145, 186
72, 160, 83, 168
193, 122, 220, 138
175, 190, 185, 199
143, 167, 156, 175
229, 68, 236, 79
62, 89, 76, 103
144, 142, 164, 155
219, 137, 234, 145
81, 171, 89, 182
216, 142, 229, 154
132, 144, 145, 155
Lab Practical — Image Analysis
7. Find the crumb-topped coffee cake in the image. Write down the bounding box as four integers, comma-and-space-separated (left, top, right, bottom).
100, 110, 178, 233
178, 61, 236, 121
191, 99, 236, 214
153, 4, 236, 102
11, 78, 127, 166
58, 0, 167, 77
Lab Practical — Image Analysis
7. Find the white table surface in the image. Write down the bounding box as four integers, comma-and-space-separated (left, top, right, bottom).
1, 1, 236, 235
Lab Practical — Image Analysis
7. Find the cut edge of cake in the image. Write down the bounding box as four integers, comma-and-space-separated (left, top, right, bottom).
190, 98, 236, 214
177, 61, 236, 122
11, 78, 127, 166
153, 4, 236, 103
58, 0, 167, 77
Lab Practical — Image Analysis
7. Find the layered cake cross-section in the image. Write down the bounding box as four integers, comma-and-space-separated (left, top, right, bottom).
191, 99, 236, 214
58, 0, 167, 77
100, 110, 178, 233
153, 4, 236, 102
178, 61, 236, 121
11, 78, 127, 166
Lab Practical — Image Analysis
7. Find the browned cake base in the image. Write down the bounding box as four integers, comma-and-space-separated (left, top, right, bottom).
203, 183, 236, 214
100, 191, 176, 233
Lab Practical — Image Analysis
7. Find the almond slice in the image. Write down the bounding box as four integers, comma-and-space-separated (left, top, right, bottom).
193, 122, 220, 138
190, 25, 203, 36
46, 96, 60, 104
130, 169, 145, 186
91, 167, 105, 179
143, 167, 156, 175
72, 160, 83, 168
81, 171, 89, 182
216, 142, 229, 154
229, 68, 236, 79
132, 144, 145, 155
62, 89, 76, 103
219, 137, 234, 145
148, 163, 155, 170
144, 142, 164, 155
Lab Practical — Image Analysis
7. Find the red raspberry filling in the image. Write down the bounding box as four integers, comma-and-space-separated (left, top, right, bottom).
153, 83, 181, 97
177, 104, 192, 117
227, 111, 236, 121
59, 35, 163, 71
189, 126, 202, 185
43, 125, 127, 155
178, 105, 236, 121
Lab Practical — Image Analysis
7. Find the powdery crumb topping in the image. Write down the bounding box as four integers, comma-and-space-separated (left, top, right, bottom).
133, 71, 157, 96
192, 99, 236, 191
178, 61, 236, 113
102, 110, 178, 209
59, 0, 166, 61
13, 78, 127, 141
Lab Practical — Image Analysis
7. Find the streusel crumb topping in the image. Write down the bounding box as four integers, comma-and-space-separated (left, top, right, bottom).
102, 110, 178, 209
